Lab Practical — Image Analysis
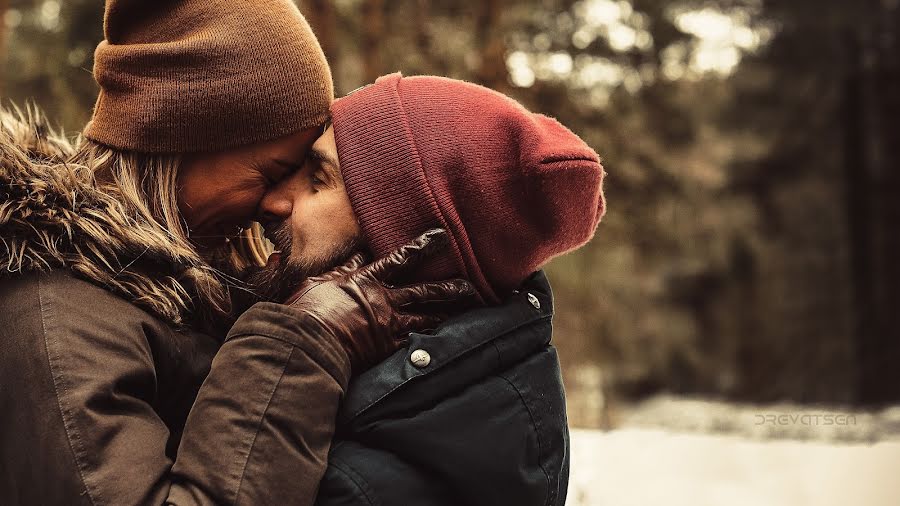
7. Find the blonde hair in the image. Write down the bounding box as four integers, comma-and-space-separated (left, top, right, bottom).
70, 140, 270, 327
2, 104, 273, 330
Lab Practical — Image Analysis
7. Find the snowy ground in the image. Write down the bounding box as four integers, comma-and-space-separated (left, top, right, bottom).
567, 397, 900, 506
567, 429, 900, 506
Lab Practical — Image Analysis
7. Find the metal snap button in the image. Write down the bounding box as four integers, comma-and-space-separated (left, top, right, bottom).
527, 292, 541, 310
410, 349, 431, 368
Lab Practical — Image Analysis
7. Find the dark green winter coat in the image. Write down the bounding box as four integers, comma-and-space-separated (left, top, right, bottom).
316, 271, 570, 506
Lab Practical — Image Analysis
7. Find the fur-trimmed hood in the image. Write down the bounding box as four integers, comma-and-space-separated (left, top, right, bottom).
0, 106, 222, 327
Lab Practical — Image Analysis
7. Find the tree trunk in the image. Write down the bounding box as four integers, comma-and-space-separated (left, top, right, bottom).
302, 0, 337, 66
843, 28, 875, 403
0, 0, 8, 95
865, 1, 900, 403
416, 0, 433, 66
475, 0, 509, 92
361, 0, 385, 84
847, 2, 900, 404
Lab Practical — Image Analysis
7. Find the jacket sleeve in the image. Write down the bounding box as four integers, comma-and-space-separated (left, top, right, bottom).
0, 275, 349, 506
170, 303, 351, 505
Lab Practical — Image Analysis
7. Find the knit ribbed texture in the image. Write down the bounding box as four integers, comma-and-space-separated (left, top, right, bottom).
84, 0, 333, 153
331, 75, 469, 292
333, 73, 606, 302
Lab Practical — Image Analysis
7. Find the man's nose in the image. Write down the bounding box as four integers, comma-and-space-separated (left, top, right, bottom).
256, 185, 293, 223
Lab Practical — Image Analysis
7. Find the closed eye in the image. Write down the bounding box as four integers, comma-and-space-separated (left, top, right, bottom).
270, 159, 304, 184
306, 147, 340, 187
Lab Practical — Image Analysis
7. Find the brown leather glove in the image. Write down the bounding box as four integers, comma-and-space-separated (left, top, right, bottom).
283, 229, 475, 373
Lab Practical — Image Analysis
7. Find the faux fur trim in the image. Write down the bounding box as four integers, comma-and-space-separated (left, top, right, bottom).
0, 105, 214, 325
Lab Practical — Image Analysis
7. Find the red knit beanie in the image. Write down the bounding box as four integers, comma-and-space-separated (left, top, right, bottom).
332, 73, 606, 303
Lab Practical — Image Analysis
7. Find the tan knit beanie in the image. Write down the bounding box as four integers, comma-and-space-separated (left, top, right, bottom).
83, 0, 334, 153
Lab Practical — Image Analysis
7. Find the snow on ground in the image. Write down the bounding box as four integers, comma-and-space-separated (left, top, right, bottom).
567, 427, 900, 506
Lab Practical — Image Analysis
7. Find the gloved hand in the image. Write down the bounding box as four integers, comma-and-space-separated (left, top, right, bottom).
284, 229, 475, 373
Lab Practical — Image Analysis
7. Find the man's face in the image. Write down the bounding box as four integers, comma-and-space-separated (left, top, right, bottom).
249, 126, 362, 301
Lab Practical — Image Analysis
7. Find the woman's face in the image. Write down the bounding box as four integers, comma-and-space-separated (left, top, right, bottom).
177, 126, 322, 251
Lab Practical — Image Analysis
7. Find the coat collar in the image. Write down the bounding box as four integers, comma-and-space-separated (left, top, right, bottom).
338, 270, 554, 426
0, 106, 209, 326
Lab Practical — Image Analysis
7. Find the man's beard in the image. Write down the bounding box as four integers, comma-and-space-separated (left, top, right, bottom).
243, 221, 363, 304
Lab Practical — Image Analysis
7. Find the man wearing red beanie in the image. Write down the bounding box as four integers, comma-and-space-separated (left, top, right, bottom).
249, 73, 605, 506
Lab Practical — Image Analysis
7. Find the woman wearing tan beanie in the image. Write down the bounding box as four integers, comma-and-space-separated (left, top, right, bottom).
0, 1, 471, 505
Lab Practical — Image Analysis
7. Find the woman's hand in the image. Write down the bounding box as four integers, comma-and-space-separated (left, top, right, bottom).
284, 229, 474, 373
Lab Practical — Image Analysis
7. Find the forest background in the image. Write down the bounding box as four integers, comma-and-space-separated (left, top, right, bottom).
3, 0, 899, 429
